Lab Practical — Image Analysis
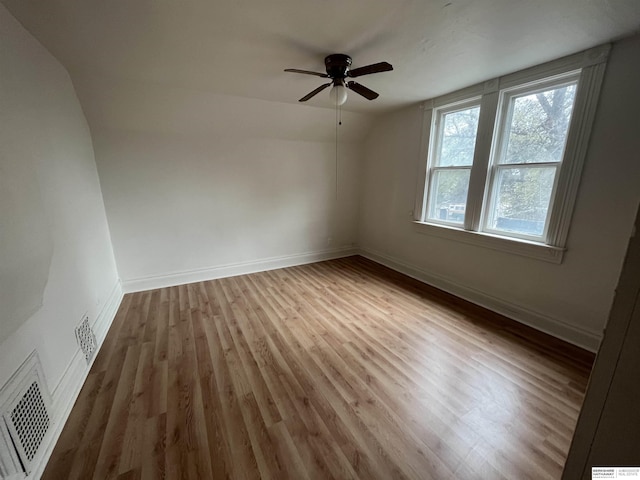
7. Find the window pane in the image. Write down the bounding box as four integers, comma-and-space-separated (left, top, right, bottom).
502, 83, 577, 164
486, 166, 556, 237
436, 106, 480, 167
427, 169, 470, 224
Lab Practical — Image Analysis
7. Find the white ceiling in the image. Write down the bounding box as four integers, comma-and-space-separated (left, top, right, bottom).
2, 0, 640, 114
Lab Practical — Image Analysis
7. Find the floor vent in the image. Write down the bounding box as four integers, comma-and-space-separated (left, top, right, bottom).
0, 351, 52, 477
75, 315, 97, 364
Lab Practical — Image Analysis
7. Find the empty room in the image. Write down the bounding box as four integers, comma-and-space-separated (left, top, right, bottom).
1, 0, 640, 479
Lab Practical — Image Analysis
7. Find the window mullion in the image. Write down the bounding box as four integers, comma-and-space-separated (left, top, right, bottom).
465, 90, 499, 231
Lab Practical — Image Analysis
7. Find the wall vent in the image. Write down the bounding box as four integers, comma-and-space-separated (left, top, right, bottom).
75, 314, 97, 364
8, 382, 49, 467
0, 351, 52, 477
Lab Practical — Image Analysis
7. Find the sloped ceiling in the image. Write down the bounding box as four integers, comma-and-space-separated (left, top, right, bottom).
2, 0, 640, 115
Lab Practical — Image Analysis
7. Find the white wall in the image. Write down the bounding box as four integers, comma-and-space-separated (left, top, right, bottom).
0, 2, 119, 406
74, 75, 370, 290
358, 34, 640, 351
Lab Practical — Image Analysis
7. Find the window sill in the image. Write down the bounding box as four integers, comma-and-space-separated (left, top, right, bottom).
412, 221, 565, 264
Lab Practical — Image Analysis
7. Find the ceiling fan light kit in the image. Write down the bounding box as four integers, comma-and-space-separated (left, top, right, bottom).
285, 54, 393, 105
329, 82, 348, 106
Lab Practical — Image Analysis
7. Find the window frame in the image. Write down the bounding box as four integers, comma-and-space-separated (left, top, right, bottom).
482, 72, 580, 242
424, 97, 481, 227
413, 44, 610, 264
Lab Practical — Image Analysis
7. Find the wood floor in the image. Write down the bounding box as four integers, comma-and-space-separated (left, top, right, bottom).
43, 256, 594, 480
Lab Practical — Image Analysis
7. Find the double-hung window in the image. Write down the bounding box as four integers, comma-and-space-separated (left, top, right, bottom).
425, 100, 480, 226
415, 45, 609, 263
484, 75, 578, 240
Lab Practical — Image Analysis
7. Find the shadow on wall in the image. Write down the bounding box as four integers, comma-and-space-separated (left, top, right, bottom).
0, 144, 53, 344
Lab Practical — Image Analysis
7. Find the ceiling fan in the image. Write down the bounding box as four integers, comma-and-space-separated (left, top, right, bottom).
285, 54, 393, 105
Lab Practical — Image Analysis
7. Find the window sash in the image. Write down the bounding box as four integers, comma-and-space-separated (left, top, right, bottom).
423, 98, 481, 227
481, 73, 580, 242
493, 75, 579, 167
431, 101, 481, 168
483, 163, 560, 241
425, 166, 471, 226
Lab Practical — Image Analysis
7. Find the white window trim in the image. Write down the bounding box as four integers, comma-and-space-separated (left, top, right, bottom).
414, 44, 610, 264
412, 221, 565, 263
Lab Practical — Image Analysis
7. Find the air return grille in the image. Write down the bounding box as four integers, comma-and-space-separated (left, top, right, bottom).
0, 351, 52, 476
9, 381, 50, 464
76, 314, 97, 364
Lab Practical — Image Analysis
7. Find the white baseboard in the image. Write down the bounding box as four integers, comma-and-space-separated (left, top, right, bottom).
91, 281, 123, 347
359, 247, 602, 352
28, 279, 123, 480
122, 247, 358, 293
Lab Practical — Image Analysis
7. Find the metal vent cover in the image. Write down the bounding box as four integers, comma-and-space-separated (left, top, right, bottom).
0, 351, 52, 476
8, 381, 49, 465
76, 314, 97, 364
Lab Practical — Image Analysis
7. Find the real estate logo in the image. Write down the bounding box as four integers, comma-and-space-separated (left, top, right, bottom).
592, 467, 640, 479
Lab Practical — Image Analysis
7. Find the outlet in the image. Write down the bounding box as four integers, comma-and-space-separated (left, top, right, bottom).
326, 237, 332, 246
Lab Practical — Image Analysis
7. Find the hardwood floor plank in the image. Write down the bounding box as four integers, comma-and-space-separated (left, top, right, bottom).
200, 283, 262, 479
234, 276, 359, 480
39, 370, 106, 479
140, 413, 166, 480
42, 256, 593, 479
118, 342, 154, 474
244, 273, 405, 479
93, 344, 142, 479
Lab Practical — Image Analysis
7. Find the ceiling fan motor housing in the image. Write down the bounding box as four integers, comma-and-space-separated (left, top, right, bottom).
325, 54, 352, 80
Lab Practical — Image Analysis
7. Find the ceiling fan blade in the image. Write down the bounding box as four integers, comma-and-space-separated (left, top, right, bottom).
284, 68, 329, 78
347, 61, 393, 78
299, 83, 332, 102
347, 81, 379, 100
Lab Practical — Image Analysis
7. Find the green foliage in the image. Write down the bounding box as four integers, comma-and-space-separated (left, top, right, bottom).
438, 107, 480, 167
503, 84, 576, 165
494, 167, 555, 223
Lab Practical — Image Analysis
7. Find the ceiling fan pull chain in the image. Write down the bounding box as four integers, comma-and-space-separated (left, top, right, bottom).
335, 102, 339, 201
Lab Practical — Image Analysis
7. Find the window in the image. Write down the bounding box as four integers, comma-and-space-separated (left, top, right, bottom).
414, 45, 609, 263
484, 76, 578, 240
426, 100, 480, 225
